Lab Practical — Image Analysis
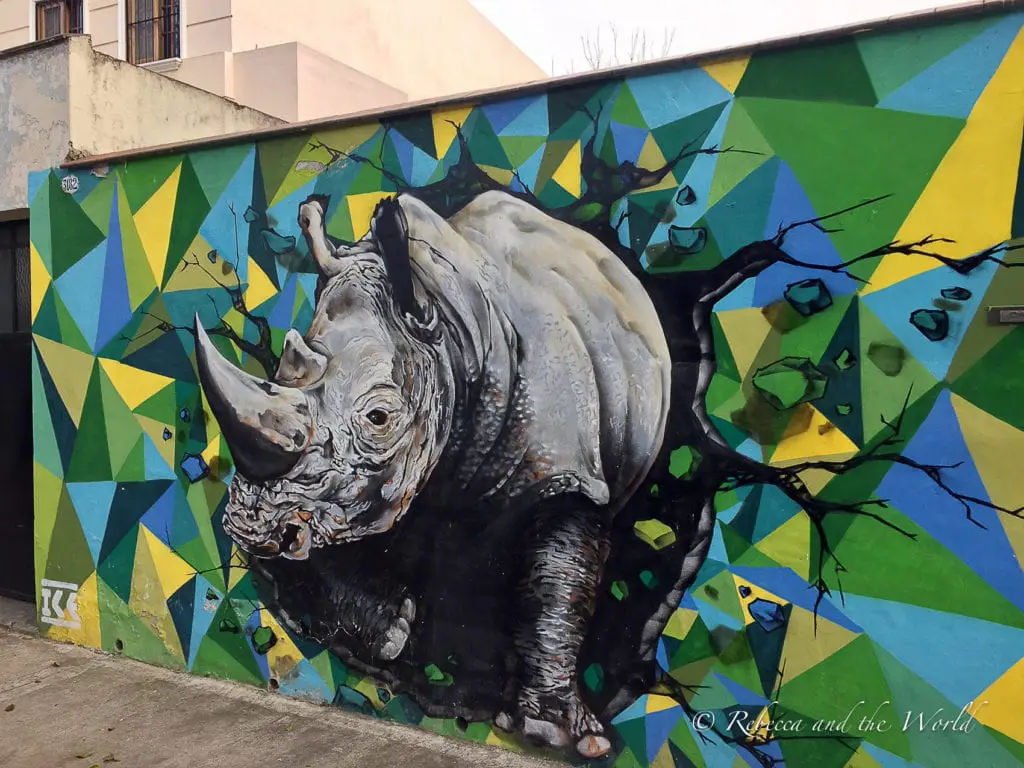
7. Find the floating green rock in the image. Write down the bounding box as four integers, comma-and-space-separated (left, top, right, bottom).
639, 570, 659, 589
784, 278, 833, 316
218, 618, 239, 634
910, 308, 949, 341
424, 664, 454, 687
611, 581, 630, 601
752, 357, 828, 410
833, 348, 857, 371
867, 342, 905, 376
583, 663, 605, 693
649, 484, 660, 498
669, 445, 702, 479
941, 287, 971, 301
252, 626, 277, 655
634, 519, 677, 550
836, 403, 853, 416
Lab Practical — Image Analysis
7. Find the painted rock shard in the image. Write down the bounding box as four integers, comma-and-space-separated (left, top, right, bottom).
752, 357, 828, 410
668, 445, 702, 479
910, 308, 950, 341
634, 519, 677, 550
941, 286, 972, 301
784, 278, 833, 316
748, 599, 786, 632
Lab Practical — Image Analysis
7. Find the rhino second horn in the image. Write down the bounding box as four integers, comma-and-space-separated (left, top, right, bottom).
194, 315, 312, 482
298, 199, 343, 278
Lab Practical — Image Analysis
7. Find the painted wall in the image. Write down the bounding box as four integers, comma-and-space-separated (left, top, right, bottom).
31, 9, 1024, 768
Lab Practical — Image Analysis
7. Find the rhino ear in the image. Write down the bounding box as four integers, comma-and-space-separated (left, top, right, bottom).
370, 197, 438, 339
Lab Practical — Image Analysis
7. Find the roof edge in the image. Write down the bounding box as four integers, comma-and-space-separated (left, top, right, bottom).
62, 0, 1021, 169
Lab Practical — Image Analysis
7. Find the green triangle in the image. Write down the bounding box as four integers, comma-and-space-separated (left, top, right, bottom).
52, 289, 93, 354
118, 181, 155, 305
737, 38, 878, 106
257, 135, 309, 206
535, 140, 576, 193
33, 464, 64, 573
669, 616, 718, 669
31, 285, 60, 343
780, 295, 853, 366
31, 352, 64, 480
49, 173, 106, 279
191, 143, 253, 206
778, 635, 910, 757
79, 176, 117, 237
121, 154, 183, 213
40, 484, 96, 589
499, 135, 546, 169
348, 160, 385, 194
115, 435, 146, 482
709, 100, 774, 206
97, 575, 185, 668
987, 726, 1024, 765
97, 526, 137, 604
537, 181, 578, 209
466, 111, 511, 169
739, 97, 963, 279
191, 601, 265, 685
66, 363, 113, 482
30, 172, 54, 273
610, 83, 646, 127
162, 158, 212, 286
133, 380, 179, 421
873, 641, 1018, 768
711, 629, 766, 695
952, 326, 1024, 432
855, 15, 998, 101
99, 369, 144, 476
712, 310, 740, 382
824, 508, 1024, 629
720, 519, 753, 561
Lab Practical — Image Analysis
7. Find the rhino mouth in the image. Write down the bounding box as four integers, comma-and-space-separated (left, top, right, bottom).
225, 508, 320, 561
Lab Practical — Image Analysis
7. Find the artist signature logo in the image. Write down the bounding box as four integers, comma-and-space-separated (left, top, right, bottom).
40, 579, 80, 629
60, 175, 80, 194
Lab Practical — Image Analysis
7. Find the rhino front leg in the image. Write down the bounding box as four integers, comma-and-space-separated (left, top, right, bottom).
504, 496, 612, 759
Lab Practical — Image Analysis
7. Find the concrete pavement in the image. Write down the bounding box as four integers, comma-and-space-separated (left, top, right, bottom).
0, 597, 558, 768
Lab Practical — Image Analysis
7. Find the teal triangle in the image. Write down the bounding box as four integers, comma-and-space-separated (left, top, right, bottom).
190, 143, 254, 205
66, 481, 118, 567
31, 348, 64, 479
53, 241, 106, 353
143, 433, 177, 481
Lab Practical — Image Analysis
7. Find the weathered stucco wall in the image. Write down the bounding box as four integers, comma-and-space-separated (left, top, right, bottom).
0, 35, 282, 213
30, 8, 1024, 768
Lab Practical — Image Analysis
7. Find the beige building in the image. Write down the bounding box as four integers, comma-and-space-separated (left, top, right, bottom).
0, 0, 546, 121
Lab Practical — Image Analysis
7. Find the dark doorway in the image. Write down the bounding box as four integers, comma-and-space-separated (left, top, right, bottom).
0, 219, 34, 601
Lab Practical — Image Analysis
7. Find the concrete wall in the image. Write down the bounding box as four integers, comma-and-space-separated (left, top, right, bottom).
29, 8, 1024, 768
0, 35, 281, 213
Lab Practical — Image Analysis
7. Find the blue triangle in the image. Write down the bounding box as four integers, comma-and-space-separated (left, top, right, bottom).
706, 158, 780, 258
54, 241, 107, 353
630, 68, 731, 129
96, 185, 133, 351
610, 693, 648, 726
265, 178, 317, 263
515, 144, 545, 191
609, 121, 649, 165
656, 637, 670, 672
198, 147, 256, 275
713, 277, 756, 311
839, 594, 1024, 705
140, 482, 177, 546
143, 434, 177, 481
877, 13, 1023, 119
409, 145, 441, 187
673, 102, 733, 228
268, 272, 298, 329
644, 705, 683, 763
187, 575, 219, 669
247, 609, 271, 680
704, 521, 731, 565
754, 162, 859, 307
694, 594, 744, 631
28, 170, 50, 209
861, 255, 998, 381
388, 130, 417, 183
712, 671, 770, 706
862, 743, 919, 768
67, 481, 118, 566
171, 485, 199, 549
278, 659, 334, 704
729, 566, 862, 632
875, 390, 1024, 611
500, 94, 548, 137
483, 96, 535, 135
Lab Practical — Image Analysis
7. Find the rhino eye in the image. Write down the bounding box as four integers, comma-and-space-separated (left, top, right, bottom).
366, 409, 389, 427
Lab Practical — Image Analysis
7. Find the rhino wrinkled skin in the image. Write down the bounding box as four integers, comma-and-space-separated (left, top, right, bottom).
195, 190, 671, 758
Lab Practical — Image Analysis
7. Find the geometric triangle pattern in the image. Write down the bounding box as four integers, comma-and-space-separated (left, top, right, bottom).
29, 8, 1024, 768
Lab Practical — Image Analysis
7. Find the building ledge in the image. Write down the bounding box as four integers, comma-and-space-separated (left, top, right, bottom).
141, 57, 182, 74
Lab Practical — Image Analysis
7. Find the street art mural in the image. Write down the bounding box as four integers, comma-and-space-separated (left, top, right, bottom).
31, 9, 1024, 767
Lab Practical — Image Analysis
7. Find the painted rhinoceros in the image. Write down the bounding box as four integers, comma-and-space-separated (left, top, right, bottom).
194, 190, 671, 758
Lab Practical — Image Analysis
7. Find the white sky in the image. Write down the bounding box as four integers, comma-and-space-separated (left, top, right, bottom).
470, 0, 978, 75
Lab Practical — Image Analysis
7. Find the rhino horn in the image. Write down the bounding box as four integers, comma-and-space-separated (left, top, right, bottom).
194, 316, 312, 481
298, 195, 343, 278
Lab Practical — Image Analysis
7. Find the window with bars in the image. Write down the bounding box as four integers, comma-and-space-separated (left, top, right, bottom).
127, 0, 181, 65
0, 222, 31, 335
35, 0, 84, 40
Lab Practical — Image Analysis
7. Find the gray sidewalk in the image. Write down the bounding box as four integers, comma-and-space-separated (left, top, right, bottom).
0, 597, 556, 768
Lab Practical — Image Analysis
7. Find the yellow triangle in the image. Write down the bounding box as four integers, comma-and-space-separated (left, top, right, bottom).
98, 358, 174, 410
778, 604, 859, 681
663, 607, 700, 640
347, 191, 394, 240
479, 165, 514, 186
950, 393, 1024, 513
646, 694, 680, 714
134, 164, 182, 288
716, 307, 775, 379
276, 124, 379, 208
162, 233, 218, 293
551, 141, 582, 198
864, 29, 1024, 294
128, 529, 185, 660
139, 526, 195, 598
732, 574, 789, 628
843, 745, 885, 768
973, 656, 1024, 743
637, 134, 678, 192
30, 243, 51, 322
33, 336, 95, 427
243, 257, 277, 311
755, 513, 811, 580
228, 546, 248, 591
42, 571, 102, 650
771, 406, 859, 465
703, 55, 750, 93
136, 415, 176, 473
257, 608, 305, 682
432, 105, 474, 159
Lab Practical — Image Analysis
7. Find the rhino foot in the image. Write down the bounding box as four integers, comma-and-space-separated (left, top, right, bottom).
500, 685, 611, 759
376, 597, 416, 661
